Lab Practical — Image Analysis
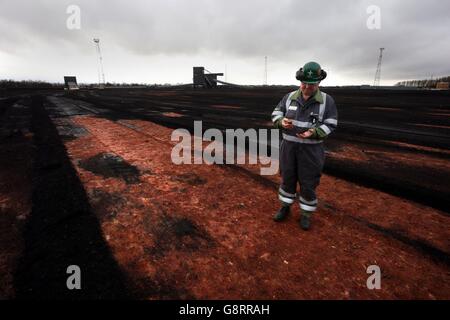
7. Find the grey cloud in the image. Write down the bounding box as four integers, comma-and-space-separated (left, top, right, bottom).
0, 0, 448, 83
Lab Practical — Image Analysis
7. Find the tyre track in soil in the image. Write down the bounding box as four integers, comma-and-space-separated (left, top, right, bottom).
72, 91, 450, 214
40, 94, 450, 299
53, 94, 450, 261
77, 89, 450, 148
57, 95, 450, 257
60, 91, 450, 238
105, 113, 450, 268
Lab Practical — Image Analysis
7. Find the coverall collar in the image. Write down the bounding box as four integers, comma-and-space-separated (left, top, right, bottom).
291, 88, 323, 104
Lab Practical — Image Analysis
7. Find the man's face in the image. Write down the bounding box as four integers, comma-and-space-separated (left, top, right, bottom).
300, 82, 320, 97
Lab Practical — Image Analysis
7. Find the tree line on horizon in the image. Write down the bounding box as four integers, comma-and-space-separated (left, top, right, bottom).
396, 75, 450, 88
0, 80, 164, 89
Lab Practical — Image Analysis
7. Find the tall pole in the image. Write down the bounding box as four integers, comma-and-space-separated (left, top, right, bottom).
225, 64, 228, 82
93, 38, 105, 86
373, 47, 384, 87
264, 56, 268, 86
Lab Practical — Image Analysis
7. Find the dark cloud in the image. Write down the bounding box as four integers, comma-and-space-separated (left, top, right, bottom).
1, 0, 448, 84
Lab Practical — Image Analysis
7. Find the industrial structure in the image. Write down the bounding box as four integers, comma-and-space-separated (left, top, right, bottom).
93, 38, 106, 87
436, 82, 449, 90
63, 76, 79, 90
264, 56, 268, 86
193, 67, 224, 88
373, 47, 385, 86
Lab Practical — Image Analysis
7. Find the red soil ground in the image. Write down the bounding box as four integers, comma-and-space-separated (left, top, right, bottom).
0, 91, 449, 299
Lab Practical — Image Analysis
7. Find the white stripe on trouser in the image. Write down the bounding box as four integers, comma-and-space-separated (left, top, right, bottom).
279, 188, 296, 198
299, 197, 317, 211
279, 194, 295, 204
300, 196, 317, 206
299, 203, 317, 211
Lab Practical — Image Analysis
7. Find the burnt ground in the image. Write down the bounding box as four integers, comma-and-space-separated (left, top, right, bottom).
0, 86, 449, 299
72, 87, 450, 212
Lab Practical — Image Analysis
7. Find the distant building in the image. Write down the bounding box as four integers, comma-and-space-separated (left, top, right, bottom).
193, 67, 224, 88
64, 76, 79, 90
436, 82, 449, 90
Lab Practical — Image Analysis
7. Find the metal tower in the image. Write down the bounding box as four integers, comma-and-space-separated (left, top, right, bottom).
264, 56, 268, 85
225, 64, 228, 82
93, 38, 105, 86
373, 47, 384, 86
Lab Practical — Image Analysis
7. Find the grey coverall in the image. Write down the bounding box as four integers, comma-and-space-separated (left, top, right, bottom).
271, 89, 338, 215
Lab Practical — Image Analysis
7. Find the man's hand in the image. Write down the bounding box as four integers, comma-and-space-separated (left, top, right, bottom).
281, 118, 293, 129
297, 128, 315, 139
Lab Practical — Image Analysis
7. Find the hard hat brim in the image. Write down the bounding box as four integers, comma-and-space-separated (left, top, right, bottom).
300, 79, 321, 84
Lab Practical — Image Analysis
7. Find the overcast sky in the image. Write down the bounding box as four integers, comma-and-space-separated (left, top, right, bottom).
1, 0, 449, 85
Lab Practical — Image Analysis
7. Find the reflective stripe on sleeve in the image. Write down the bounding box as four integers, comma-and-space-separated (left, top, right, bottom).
272, 110, 284, 117
282, 133, 323, 144
319, 124, 331, 135
272, 115, 283, 122
324, 118, 337, 125
291, 120, 312, 128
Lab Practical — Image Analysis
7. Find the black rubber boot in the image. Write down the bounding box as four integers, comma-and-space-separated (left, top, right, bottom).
273, 206, 290, 222
300, 214, 311, 230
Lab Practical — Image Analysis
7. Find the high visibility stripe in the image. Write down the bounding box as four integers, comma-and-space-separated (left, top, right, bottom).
299, 196, 318, 205
324, 118, 337, 125
319, 124, 331, 135
319, 92, 327, 122
279, 188, 296, 198
282, 133, 323, 144
279, 194, 295, 204
300, 203, 317, 211
272, 110, 284, 117
285, 91, 297, 109
272, 115, 283, 122
291, 120, 312, 128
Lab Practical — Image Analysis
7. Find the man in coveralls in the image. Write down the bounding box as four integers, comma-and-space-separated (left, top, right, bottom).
271, 61, 338, 230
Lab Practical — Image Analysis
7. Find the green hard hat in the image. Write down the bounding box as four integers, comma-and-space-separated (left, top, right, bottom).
296, 61, 327, 84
